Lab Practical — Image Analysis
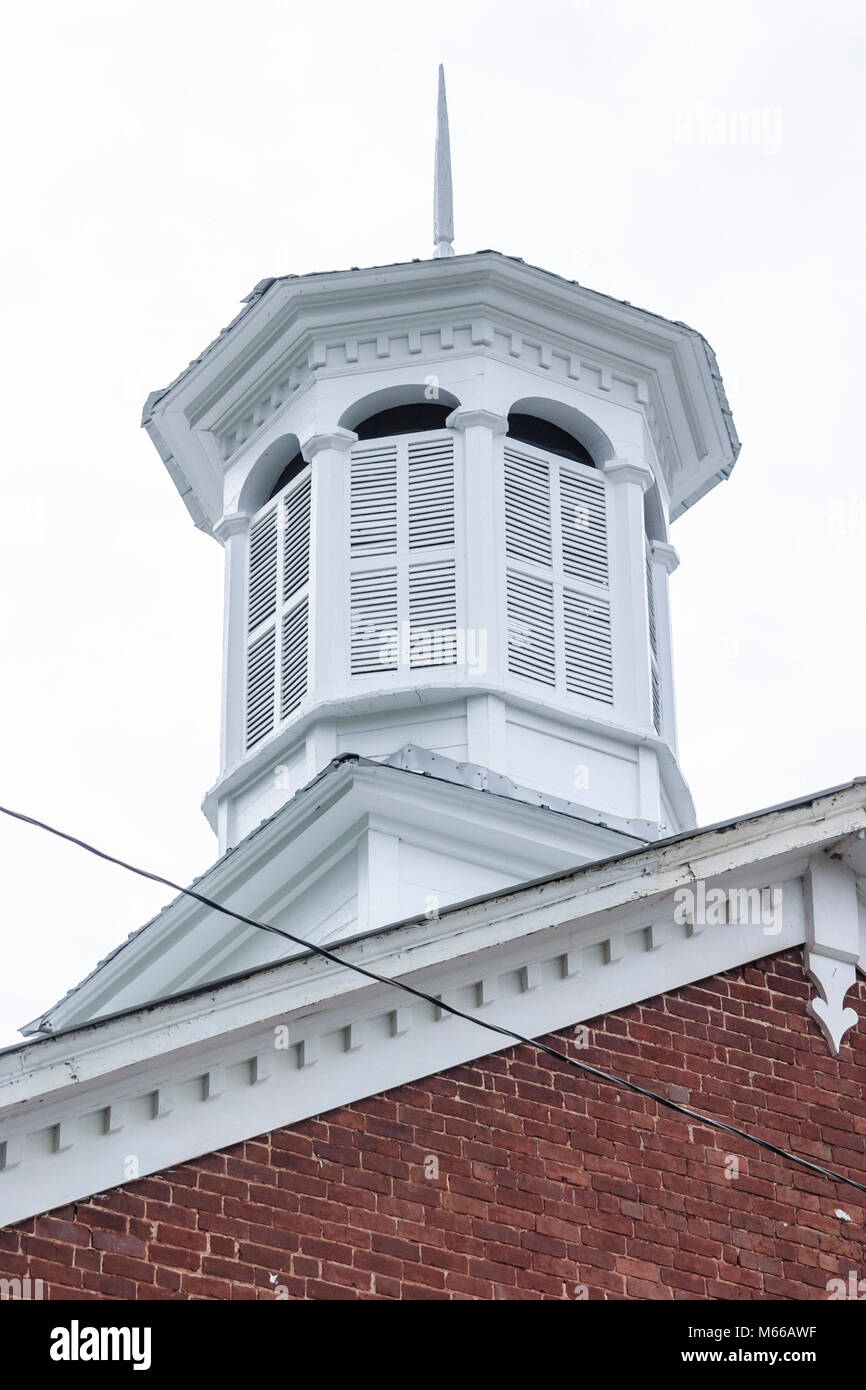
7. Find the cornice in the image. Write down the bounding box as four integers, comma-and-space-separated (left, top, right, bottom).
143, 252, 736, 531
2, 782, 865, 1225
208, 309, 659, 465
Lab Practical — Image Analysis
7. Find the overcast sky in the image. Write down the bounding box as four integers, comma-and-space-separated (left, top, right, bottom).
0, 0, 863, 1047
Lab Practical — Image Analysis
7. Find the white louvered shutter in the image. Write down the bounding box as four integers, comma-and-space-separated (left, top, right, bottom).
283, 474, 310, 602
350, 568, 399, 674
505, 443, 613, 705
281, 600, 308, 717
350, 445, 398, 556
407, 436, 456, 667
560, 468, 608, 588
507, 571, 555, 685
280, 474, 310, 718
349, 432, 456, 679
505, 446, 552, 566
561, 462, 613, 706
246, 628, 276, 748
409, 560, 457, 667
245, 508, 278, 748
505, 445, 554, 686
564, 590, 613, 703
245, 469, 311, 749
408, 437, 455, 549
248, 509, 278, 632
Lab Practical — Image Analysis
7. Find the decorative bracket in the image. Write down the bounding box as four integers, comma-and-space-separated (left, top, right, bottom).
804, 852, 860, 1054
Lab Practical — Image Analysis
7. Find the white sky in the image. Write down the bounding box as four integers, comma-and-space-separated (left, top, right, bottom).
1, 0, 864, 1047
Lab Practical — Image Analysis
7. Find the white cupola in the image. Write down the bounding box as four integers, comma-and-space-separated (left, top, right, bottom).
144, 250, 737, 853
141, 72, 739, 948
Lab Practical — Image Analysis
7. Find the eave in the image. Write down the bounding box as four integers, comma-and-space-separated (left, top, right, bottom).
2, 778, 864, 1228
142, 251, 740, 534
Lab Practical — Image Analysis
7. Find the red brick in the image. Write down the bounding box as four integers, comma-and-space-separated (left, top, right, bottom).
3, 948, 863, 1302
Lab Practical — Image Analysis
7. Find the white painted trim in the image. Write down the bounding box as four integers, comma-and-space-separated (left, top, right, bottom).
2, 783, 864, 1228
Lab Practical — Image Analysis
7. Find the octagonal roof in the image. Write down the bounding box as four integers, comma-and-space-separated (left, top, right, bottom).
142, 250, 740, 533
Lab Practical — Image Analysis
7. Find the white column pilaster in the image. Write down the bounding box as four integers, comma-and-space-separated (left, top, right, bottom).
602, 457, 655, 731
446, 407, 509, 769
214, 512, 252, 773
650, 539, 680, 754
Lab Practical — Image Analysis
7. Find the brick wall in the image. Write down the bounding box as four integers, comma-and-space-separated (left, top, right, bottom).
3, 949, 865, 1300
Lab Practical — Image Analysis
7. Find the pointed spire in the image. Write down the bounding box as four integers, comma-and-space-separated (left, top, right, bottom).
433, 64, 455, 258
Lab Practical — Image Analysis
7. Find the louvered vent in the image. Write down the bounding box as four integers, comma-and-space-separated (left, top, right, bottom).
408, 438, 455, 549
409, 560, 457, 667
246, 628, 276, 748
564, 590, 613, 704
504, 444, 613, 706
348, 431, 456, 681
281, 600, 308, 718
560, 469, 608, 587
507, 571, 555, 685
283, 475, 310, 601
505, 446, 552, 566
350, 445, 398, 556
245, 470, 311, 750
350, 568, 398, 675
247, 510, 277, 632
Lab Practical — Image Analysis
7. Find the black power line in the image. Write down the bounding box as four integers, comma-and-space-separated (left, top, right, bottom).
2, 801, 865, 1198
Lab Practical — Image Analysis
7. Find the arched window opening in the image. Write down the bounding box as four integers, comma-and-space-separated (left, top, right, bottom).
506, 413, 595, 467
354, 403, 452, 440
239, 433, 302, 515
266, 451, 306, 502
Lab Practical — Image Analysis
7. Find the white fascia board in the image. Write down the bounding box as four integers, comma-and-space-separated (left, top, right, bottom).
8, 780, 866, 1103
1, 788, 863, 1226
143, 400, 224, 536
0, 900, 801, 1228
141, 412, 213, 534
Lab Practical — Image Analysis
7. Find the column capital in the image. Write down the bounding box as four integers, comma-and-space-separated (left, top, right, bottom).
214, 512, 250, 543
301, 427, 358, 461
602, 457, 655, 493
445, 407, 508, 435
650, 540, 680, 575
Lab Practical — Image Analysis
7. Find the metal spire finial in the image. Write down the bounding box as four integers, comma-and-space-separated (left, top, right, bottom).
433, 64, 455, 258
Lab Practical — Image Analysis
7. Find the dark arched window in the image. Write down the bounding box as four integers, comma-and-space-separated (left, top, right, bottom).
354, 403, 452, 440
507, 413, 595, 467
266, 451, 306, 501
